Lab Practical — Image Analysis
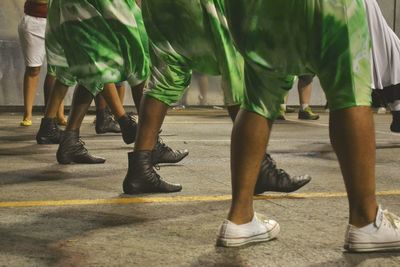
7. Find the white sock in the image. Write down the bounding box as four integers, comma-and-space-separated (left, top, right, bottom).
301, 104, 309, 111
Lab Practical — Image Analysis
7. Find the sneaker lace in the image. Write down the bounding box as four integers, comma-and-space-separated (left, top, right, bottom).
383, 210, 400, 229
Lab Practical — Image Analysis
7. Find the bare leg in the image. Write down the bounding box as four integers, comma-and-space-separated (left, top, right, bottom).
44, 80, 69, 119
298, 78, 312, 106
95, 94, 107, 112
101, 83, 126, 119
330, 106, 377, 227
298, 76, 319, 119
22, 66, 41, 121
132, 82, 146, 115
66, 85, 93, 131
43, 75, 67, 122
198, 74, 208, 105
228, 110, 272, 224
43, 74, 55, 107
116, 83, 126, 104
135, 96, 168, 150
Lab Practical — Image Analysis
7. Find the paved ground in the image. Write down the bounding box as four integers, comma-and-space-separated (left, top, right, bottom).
0, 109, 400, 267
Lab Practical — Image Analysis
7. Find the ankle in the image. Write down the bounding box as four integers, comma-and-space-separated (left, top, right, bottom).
301, 104, 309, 111
349, 204, 378, 228
228, 207, 254, 225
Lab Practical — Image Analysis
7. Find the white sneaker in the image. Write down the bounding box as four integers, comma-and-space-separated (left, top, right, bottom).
216, 213, 280, 247
344, 206, 400, 252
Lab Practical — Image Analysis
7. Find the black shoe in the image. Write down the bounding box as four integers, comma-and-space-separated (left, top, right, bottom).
390, 111, 400, 133
298, 107, 320, 120
117, 114, 138, 144
123, 151, 182, 194
152, 136, 189, 164
254, 154, 311, 195
95, 108, 121, 134
56, 130, 106, 164
36, 117, 62, 144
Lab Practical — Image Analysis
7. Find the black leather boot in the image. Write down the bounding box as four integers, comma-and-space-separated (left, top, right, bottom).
95, 108, 121, 134
254, 154, 311, 195
36, 117, 62, 144
56, 130, 106, 164
117, 114, 138, 144
152, 137, 189, 164
123, 151, 182, 194
390, 111, 400, 133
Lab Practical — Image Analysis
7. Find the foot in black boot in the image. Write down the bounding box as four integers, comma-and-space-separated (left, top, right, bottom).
152, 136, 189, 164
254, 154, 311, 195
95, 108, 121, 134
117, 114, 138, 144
123, 151, 182, 194
36, 117, 62, 144
390, 111, 400, 133
56, 130, 106, 164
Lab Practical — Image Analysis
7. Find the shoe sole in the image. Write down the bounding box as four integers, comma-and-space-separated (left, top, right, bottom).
344, 241, 400, 252
216, 223, 280, 247
57, 156, 106, 165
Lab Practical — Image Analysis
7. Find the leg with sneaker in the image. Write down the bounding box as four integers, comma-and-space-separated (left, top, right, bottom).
221, 0, 400, 251
217, 110, 280, 247
297, 75, 319, 120
330, 106, 400, 252
56, 85, 106, 164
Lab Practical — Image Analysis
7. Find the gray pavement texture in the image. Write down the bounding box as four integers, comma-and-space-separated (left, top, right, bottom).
0, 109, 400, 267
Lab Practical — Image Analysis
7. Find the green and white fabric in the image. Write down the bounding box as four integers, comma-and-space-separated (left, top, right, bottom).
142, 0, 244, 106
46, 0, 150, 95
225, 0, 372, 119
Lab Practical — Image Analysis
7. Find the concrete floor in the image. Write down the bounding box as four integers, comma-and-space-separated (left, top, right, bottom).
0, 109, 400, 267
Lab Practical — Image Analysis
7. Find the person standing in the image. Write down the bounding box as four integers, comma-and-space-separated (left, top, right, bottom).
218, 0, 400, 252
18, 0, 65, 126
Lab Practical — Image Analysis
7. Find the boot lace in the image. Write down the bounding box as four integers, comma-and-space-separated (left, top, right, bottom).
265, 153, 286, 175
157, 137, 173, 153
70, 137, 88, 154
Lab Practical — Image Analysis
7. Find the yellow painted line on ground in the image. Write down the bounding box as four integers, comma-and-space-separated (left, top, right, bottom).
0, 190, 399, 208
